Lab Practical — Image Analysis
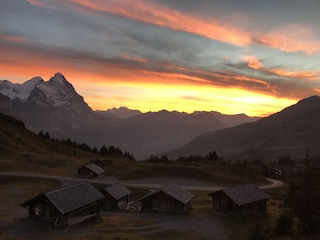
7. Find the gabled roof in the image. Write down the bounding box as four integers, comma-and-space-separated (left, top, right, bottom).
139, 184, 193, 204
22, 182, 104, 214
102, 183, 131, 200
81, 163, 105, 175
210, 184, 270, 206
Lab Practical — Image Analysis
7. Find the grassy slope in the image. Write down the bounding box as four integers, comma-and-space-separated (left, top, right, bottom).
0, 114, 98, 175
0, 113, 266, 185
105, 159, 267, 185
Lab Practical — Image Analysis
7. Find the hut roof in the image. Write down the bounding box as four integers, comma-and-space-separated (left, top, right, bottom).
210, 184, 270, 206
102, 184, 131, 200
82, 163, 105, 175
139, 184, 193, 204
22, 182, 104, 214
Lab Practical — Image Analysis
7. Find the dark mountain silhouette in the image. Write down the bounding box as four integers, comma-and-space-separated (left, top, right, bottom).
0, 93, 13, 115
0, 112, 99, 174
0, 73, 257, 159
167, 96, 320, 161
97, 107, 142, 118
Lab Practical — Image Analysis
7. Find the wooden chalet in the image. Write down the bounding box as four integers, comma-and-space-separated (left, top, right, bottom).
78, 163, 105, 178
100, 183, 132, 210
208, 184, 270, 217
139, 184, 193, 214
21, 182, 104, 227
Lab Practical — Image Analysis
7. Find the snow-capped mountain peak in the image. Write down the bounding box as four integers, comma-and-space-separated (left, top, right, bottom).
49, 72, 71, 86
28, 73, 91, 112
0, 76, 43, 101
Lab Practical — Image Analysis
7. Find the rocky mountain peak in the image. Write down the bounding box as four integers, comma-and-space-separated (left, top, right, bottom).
28, 73, 91, 112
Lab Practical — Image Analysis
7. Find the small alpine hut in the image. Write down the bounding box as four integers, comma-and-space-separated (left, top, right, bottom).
139, 184, 193, 214
208, 184, 270, 217
21, 181, 104, 227
78, 163, 105, 178
100, 183, 132, 210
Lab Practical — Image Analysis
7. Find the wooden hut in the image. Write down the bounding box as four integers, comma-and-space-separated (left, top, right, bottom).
100, 183, 132, 210
139, 184, 193, 214
208, 184, 269, 216
21, 181, 104, 227
78, 163, 105, 178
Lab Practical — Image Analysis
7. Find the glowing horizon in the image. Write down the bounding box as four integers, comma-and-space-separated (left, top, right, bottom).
1, 0, 320, 117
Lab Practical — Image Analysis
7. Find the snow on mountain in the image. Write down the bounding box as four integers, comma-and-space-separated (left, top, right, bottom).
28, 72, 91, 111
0, 77, 43, 101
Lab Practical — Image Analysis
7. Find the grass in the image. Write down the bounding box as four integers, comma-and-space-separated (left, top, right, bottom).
144, 229, 206, 240
0, 114, 269, 187
189, 190, 213, 215
0, 176, 60, 240
109, 159, 268, 186
1, 113, 289, 239
0, 176, 290, 240
0, 113, 100, 176
0, 177, 216, 240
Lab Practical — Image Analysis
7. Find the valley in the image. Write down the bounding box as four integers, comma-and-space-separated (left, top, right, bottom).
1, 74, 320, 239
0, 73, 257, 159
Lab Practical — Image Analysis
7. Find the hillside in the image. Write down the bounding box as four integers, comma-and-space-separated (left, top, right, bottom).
168, 96, 320, 161
0, 113, 99, 175
0, 113, 266, 185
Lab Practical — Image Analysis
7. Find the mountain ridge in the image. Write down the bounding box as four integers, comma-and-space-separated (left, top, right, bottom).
167, 95, 320, 161
0, 73, 262, 159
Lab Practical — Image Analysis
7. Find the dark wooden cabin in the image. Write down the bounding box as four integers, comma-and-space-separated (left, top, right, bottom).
100, 183, 132, 210
78, 163, 105, 178
208, 184, 270, 217
139, 184, 193, 214
21, 181, 104, 227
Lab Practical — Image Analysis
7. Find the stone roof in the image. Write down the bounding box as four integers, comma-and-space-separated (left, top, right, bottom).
82, 163, 105, 175
210, 184, 270, 206
22, 181, 104, 214
102, 183, 131, 200
139, 184, 193, 204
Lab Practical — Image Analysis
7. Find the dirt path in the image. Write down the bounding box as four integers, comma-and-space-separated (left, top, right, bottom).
0, 172, 283, 191
260, 178, 283, 189
0, 172, 283, 240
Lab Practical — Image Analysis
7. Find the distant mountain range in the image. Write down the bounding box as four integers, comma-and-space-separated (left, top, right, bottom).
168, 96, 320, 161
0, 73, 257, 159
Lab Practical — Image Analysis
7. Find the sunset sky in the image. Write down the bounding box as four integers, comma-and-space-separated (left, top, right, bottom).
1, 0, 320, 116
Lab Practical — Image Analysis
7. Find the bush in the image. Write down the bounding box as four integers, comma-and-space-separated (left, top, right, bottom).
275, 211, 293, 236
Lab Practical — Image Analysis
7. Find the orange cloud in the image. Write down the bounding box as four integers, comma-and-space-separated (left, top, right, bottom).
61, 0, 252, 46
26, 0, 320, 55
242, 54, 320, 81
257, 24, 320, 54
244, 56, 264, 70
0, 52, 298, 117
0, 38, 311, 116
0, 34, 28, 43
269, 69, 319, 80
26, 0, 48, 7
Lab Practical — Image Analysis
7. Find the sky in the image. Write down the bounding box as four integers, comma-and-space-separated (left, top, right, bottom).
1, 0, 320, 117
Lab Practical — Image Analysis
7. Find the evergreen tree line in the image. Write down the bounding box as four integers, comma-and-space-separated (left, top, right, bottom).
284, 153, 320, 238
38, 130, 135, 160
145, 151, 223, 163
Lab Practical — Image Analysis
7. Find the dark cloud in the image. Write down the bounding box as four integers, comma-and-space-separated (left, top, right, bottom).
0, 0, 319, 109
2, 35, 318, 100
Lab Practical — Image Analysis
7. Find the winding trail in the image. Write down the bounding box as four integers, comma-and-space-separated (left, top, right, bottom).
0, 171, 283, 191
